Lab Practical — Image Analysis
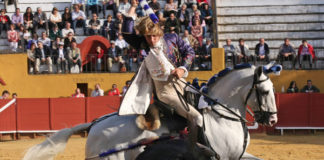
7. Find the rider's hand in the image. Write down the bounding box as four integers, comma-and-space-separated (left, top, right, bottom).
172, 68, 185, 79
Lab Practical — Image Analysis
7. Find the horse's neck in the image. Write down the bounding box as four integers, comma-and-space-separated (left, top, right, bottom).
208, 69, 253, 117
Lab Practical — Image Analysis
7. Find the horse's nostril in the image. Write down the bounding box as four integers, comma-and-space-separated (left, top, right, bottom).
270, 120, 276, 125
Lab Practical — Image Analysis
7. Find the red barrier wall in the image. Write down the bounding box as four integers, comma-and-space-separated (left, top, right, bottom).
86, 96, 120, 122
0, 100, 16, 132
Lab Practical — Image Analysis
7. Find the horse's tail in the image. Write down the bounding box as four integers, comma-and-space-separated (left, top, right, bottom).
23, 123, 91, 160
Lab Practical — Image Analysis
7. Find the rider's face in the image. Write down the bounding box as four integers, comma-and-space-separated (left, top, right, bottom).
144, 35, 161, 47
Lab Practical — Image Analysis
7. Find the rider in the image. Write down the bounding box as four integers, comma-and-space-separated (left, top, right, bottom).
118, 1, 203, 130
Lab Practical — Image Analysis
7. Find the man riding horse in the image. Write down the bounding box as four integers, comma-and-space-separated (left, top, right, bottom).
118, 1, 203, 133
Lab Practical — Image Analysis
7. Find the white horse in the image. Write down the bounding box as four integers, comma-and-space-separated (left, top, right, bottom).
23, 63, 280, 160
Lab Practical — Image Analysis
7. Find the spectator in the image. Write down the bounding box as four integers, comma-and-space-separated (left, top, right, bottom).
27, 43, 37, 73
38, 32, 51, 47
165, 13, 180, 34
180, 0, 197, 9
114, 12, 123, 34
255, 38, 270, 63
164, 0, 178, 17
200, 4, 212, 27
235, 38, 252, 64
11, 8, 23, 29
118, 0, 131, 15
91, 83, 104, 97
27, 33, 38, 49
49, 7, 63, 30
0, 90, 10, 99
92, 45, 104, 71
12, 93, 17, 99
127, 46, 139, 71
62, 22, 74, 38
33, 7, 48, 34
3, 0, 18, 12
23, 7, 34, 32
108, 84, 120, 96
192, 42, 202, 70
149, 0, 161, 16
71, 0, 86, 13
191, 10, 205, 37
182, 29, 198, 47
35, 41, 52, 73
115, 34, 128, 54
191, 19, 203, 46
88, 13, 101, 35
223, 39, 236, 64
122, 80, 131, 96
64, 32, 76, 49
7, 24, 19, 52
102, 0, 118, 18
191, 4, 200, 18
101, 15, 115, 40
19, 26, 30, 51
132, 0, 144, 17
177, 4, 190, 33
71, 88, 85, 97
200, 38, 213, 69
86, 0, 100, 18
287, 81, 299, 93
0, 9, 10, 35
72, 5, 87, 35
56, 42, 69, 73
197, 0, 208, 8
68, 41, 82, 72
49, 25, 62, 41
301, 80, 320, 93
298, 40, 315, 69
51, 36, 61, 53
278, 38, 296, 67
62, 7, 73, 26
107, 40, 124, 72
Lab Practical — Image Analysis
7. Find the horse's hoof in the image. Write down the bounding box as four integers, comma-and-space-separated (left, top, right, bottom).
136, 115, 147, 130
151, 120, 161, 131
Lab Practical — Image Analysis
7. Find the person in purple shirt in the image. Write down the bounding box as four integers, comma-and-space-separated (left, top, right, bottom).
11, 8, 23, 29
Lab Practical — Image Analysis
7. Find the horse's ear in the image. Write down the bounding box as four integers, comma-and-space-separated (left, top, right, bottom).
255, 66, 263, 79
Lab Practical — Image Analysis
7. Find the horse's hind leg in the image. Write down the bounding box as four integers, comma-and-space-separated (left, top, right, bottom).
240, 152, 263, 160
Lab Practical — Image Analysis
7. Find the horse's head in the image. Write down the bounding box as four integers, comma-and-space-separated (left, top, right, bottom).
245, 62, 281, 126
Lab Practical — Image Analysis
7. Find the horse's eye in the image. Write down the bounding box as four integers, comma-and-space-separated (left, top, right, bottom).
261, 91, 269, 95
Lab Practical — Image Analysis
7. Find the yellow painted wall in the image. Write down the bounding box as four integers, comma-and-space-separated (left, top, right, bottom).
0, 49, 322, 98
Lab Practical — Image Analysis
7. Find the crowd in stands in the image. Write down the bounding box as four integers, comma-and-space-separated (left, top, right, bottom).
71, 81, 131, 97
286, 80, 320, 93
0, 90, 17, 99
223, 38, 317, 69
0, 0, 215, 74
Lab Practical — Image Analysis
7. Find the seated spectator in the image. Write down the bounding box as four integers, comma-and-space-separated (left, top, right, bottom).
56, 42, 69, 73
197, 0, 208, 8
91, 83, 104, 97
51, 37, 61, 56
118, 0, 131, 15
23, 7, 34, 32
126, 46, 139, 71
38, 32, 51, 47
27, 43, 37, 73
223, 39, 236, 64
18, 26, 30, 51
7, 24, 19, 52
180, 0, 197, 9
71, 88, 85, 97
115, 34, 128, 53
164, 13, 180, 34
92, 45, 104, 71
190, 10, 206, 37
0, 9, 10, 35
35, 41, 52, 73
71, 0, 86, 13
49, 7, 63, 30
11, 8, 23, 29
164, 0, 178, 17
287, 81, 299, 93
149, 0, 161, 16
132, 0, 144, 17
64, 32, 76, 49
107, 40, 124, 72
86, 0, 100, 18
278, 38, 296, 67
72, 5, 87, 35
12, 93, 17, 99
49, 25, 62, 41
298, 40, 315, 69
200, 38, 213, 69
235, 38, 253, 64
33, 7, 48, 34
102, 0, 118, 18
62, 7, 72, 27
114, 12, 123, 34
191, 19, 203, 46
200, 4, 212, 28
191, 4, 200, 18
68, 41, 82, 72
0, 90, 10, 99
122, 80, 131, 96
27, 33, 38, 49
158, 12, 167, 30
108, 84, 120, 96
191, 42, 202, 70
62, 22, 74, 38
101, 15, 116, 40
301, 80, 320, 93
255, 38, 270, 63
182, 29, 198, 47
177, 4, 190, 33
88, 13, 101, 35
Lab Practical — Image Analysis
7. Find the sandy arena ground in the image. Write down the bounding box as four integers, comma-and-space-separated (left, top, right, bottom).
0, 133, 324, 160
